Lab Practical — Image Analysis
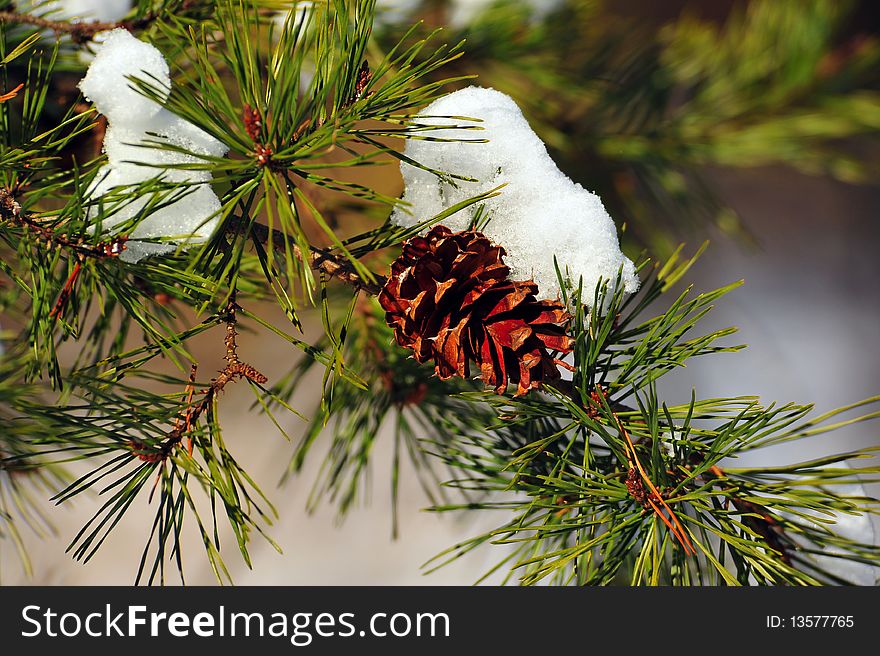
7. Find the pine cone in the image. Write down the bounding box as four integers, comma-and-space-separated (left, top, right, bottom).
378, 225, 573, 396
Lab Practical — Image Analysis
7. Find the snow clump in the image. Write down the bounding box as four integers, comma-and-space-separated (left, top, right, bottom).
78, 29, 227, 263
390, 86, 639, 305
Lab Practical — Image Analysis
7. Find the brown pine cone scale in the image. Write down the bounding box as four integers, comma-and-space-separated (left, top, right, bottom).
379, 225, 574, 396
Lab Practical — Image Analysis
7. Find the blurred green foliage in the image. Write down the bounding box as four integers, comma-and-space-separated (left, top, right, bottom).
378, 0, 880, 254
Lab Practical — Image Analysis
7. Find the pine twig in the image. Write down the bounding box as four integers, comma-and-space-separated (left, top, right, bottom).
2, 187, 129, 318
0, 82, 23, 102
232, 103, 382, 295
554, 378, 793, 562
1, 187, 128, 260
549, 379, 695, 553
130, 293, 267, 463
227, 216, 386, 295
0, 10, 157, 43
702, 465, 791, 564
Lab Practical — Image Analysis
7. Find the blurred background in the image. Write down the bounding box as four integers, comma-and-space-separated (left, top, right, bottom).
3, 0, 880, 584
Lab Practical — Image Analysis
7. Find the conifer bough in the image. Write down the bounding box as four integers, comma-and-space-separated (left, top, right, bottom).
0, 0, 878, 587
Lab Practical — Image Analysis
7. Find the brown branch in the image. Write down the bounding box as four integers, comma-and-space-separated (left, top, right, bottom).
553, 380, 794, 562
227, 216, 386, 295
4, 184, 383, 314
0, 10, 156, 43
702, 465, 792, 564
612, 401, 695, 556
550, 379, 695, 554
2, 187, 129, 318
130, 293, 267, 463
0, 82, 23, 103
1, 187, 128, 259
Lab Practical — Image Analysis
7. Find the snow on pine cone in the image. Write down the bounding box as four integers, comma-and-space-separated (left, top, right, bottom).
378, 225, 574, 396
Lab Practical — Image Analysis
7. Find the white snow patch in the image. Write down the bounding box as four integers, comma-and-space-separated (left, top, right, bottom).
78, 29, 228, 263
78, 28, 169, 124
391, 86, 639, 304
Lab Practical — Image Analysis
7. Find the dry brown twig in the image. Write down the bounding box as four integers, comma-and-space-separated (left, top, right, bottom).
129, 292, 267, 464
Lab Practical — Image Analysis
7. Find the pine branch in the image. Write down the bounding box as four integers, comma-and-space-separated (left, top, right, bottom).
226, 215, 386, 295
0, 10, 158, 43
130, 293, 267, 463
552, 375, 788, 561
2, 0, 877, 586
1, 187, 128, 261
